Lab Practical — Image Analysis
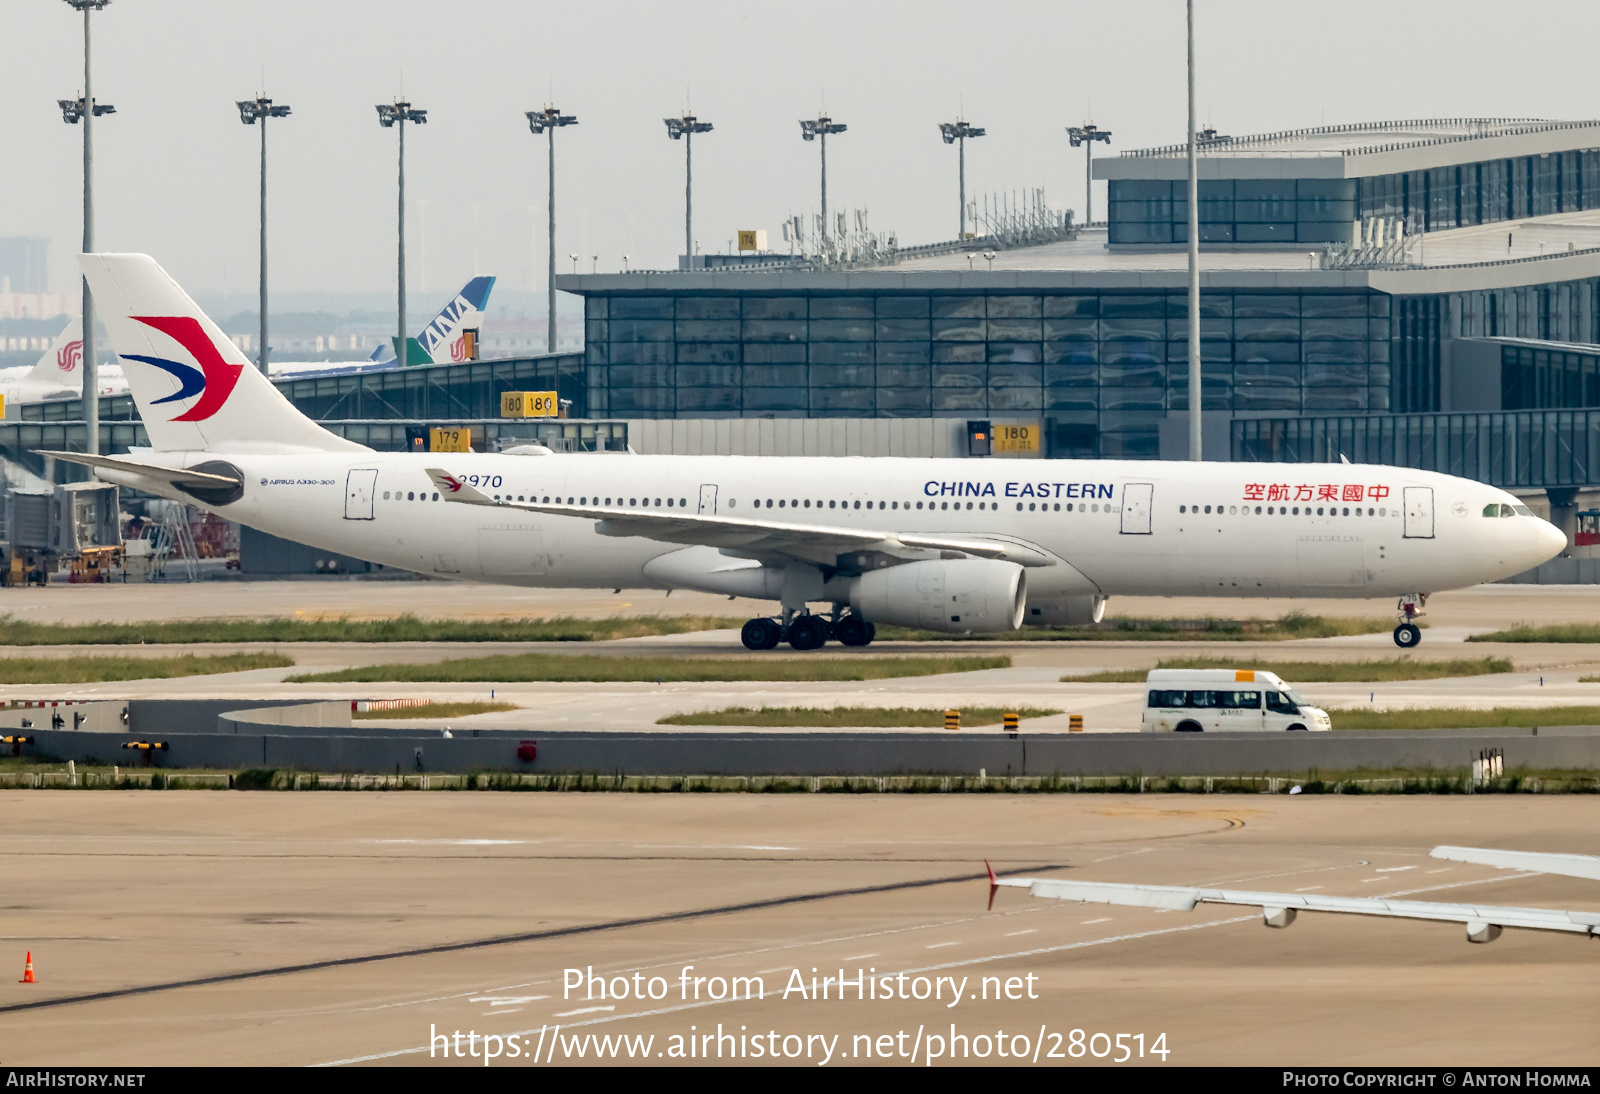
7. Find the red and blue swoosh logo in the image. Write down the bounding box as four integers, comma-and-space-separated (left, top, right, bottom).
121, 316, 244, 422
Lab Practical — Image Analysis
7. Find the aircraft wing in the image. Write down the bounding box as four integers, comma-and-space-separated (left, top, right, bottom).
424, 467, 1055, 568
1430, 845, 1600, 881
985, 863, 1600, 941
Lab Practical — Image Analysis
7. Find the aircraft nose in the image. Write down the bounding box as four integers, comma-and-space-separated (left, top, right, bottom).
1534, 518, 1568, 562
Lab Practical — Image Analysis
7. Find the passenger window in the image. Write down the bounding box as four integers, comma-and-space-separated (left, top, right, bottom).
1148, 690, 1188, 707
1189, 690, 1219, 708
1265, 691, 1299, 715
1223, 691, 1261, 709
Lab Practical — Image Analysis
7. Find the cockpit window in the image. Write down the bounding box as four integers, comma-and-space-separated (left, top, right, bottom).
1514, 505, 1534, 516
1482, 504, 1500, 517
1501, 505, 1515, 517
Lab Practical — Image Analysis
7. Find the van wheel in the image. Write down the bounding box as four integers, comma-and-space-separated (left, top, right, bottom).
1175, 720, 1203, 733
1287, 723, 1308, 732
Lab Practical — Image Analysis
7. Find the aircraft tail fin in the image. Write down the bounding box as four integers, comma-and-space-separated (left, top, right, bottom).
392, 336, 433, 367
23, 316, 84, 384
79, 253, 367, 454
369, 275, 496, 365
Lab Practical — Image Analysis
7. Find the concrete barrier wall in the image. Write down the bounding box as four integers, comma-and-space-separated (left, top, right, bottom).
12, 725, 1600, 777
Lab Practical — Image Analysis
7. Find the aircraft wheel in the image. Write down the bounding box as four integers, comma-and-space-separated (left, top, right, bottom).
1393, 622, 1422, 649
835, 615, 873, 647
741, 618, 781, 651
1175, 720, 1204, 733
787, 615, 828, 651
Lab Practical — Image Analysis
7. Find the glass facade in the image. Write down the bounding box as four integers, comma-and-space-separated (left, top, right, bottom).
1501, 343, 1600, 410
1234, 410, 1600, 490
1109, 150, 1600, 246
585, 291, 1394, 457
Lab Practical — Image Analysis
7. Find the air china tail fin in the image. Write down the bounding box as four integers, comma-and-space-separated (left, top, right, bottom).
371, 275, 496, 365
79, 254, 367, 454
23, 316, 83, 383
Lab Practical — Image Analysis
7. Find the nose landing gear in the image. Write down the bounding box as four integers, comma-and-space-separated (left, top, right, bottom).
1393, 593, 1427, 648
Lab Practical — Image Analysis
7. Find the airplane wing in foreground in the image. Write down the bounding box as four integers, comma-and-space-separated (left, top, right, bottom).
424, 467, 1056, 568
985, 859, 1600, 944
1430, 845, 1600, 882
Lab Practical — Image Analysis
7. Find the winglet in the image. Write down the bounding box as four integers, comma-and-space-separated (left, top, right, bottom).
985, 859, 999, 911
424, 467, 496, 506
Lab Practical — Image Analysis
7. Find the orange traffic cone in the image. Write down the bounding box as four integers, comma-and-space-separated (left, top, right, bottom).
18, 952, 33, 983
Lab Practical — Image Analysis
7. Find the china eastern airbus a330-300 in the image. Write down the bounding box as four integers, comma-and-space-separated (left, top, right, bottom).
48, 254, 1565, 651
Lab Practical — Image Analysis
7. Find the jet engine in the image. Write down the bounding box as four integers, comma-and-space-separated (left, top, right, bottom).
850, 558, 1026, 634
1023, 594, 1108, 627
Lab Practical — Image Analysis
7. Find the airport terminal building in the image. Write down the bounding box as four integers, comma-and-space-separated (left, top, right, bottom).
558, 118, 1600, 465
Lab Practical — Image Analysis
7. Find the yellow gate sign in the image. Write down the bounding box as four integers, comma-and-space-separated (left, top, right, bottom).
500, 391, 559, 418
430, 426, 472, 453
992, 423, 1040, 456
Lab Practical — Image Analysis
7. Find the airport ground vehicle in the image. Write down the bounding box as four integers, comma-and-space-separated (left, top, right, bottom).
1141, 668, 1331, 732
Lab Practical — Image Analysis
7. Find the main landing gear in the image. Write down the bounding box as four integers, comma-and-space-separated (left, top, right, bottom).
1392, 593, 1427, 649
740, 609, 876, 651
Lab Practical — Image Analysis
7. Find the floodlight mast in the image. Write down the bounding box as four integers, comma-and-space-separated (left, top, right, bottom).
376, 100, 427, 364
528, 106, 577, 353
60, 0, 113, 459
238, 96, 291, 375
799, 115, 846, 252
1186, 0, 1201, 461
665, 113, 713, 267
939, 119, 985, 240
1065, 123, 1112, 226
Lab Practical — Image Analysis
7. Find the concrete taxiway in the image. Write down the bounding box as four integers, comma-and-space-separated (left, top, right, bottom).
0, 793, 1594, 1067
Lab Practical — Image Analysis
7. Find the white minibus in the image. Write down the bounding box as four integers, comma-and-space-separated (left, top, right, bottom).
1141, 668, 1331, 732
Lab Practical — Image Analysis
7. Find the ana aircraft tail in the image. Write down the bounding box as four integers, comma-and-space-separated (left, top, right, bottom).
23, 315, 83, 383
79, 253, 366, 454
368, 275, 496, 365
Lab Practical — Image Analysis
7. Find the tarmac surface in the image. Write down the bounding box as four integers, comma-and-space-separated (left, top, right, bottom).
0, 792, 1594, 1067
1, 581, 1599, 733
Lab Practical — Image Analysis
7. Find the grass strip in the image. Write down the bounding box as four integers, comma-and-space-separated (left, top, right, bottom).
1326, 705, 1600, 730
656, 705, 1061, 727
876, 612, 1395, 642
287, 653, 1010, 684
1469, 624, 1600, 644
1067, 656, 1514, 684
352, 701, 519, 721
0, 653, 293, 684
0, 613, 743, 646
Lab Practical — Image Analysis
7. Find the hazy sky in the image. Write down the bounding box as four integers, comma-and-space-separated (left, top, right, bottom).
5, 0, 1599, 302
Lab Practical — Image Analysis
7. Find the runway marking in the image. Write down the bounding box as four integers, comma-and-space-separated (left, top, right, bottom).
315, 912, 1264, 1066
842, 954, 877, 960
470, 996, 548, 1005
1004, 930, 1037, 937
1295, 886, 1323, 892
926, 942, 958, 949
0, 863, 1065, 1018
1375, 866, 1416, 873
554, 1006, 615, 1017
1082, 917, 1112, 925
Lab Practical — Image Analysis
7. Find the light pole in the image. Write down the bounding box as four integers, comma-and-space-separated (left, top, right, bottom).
1066, 123, 1112, 226
939, 119, 985, 240
376, 99, 427, 363
665, 112, 712, 267
527, 106, 577, 354
1186, 0, 1201, 461
59, 0, 113, 459
799, 115, 846, 252
237, 96, 290, 375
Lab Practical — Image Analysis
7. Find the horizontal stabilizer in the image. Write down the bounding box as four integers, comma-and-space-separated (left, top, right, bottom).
35, 450, 239, 490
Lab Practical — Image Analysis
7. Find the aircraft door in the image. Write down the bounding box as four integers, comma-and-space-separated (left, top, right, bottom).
1403, 486, 1435, 539
1119, 483, 1154, 534
344, 468, 378, 520
698, 484, 718, 515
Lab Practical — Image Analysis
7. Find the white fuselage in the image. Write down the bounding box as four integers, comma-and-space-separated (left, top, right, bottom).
120, 451, 1565, 605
